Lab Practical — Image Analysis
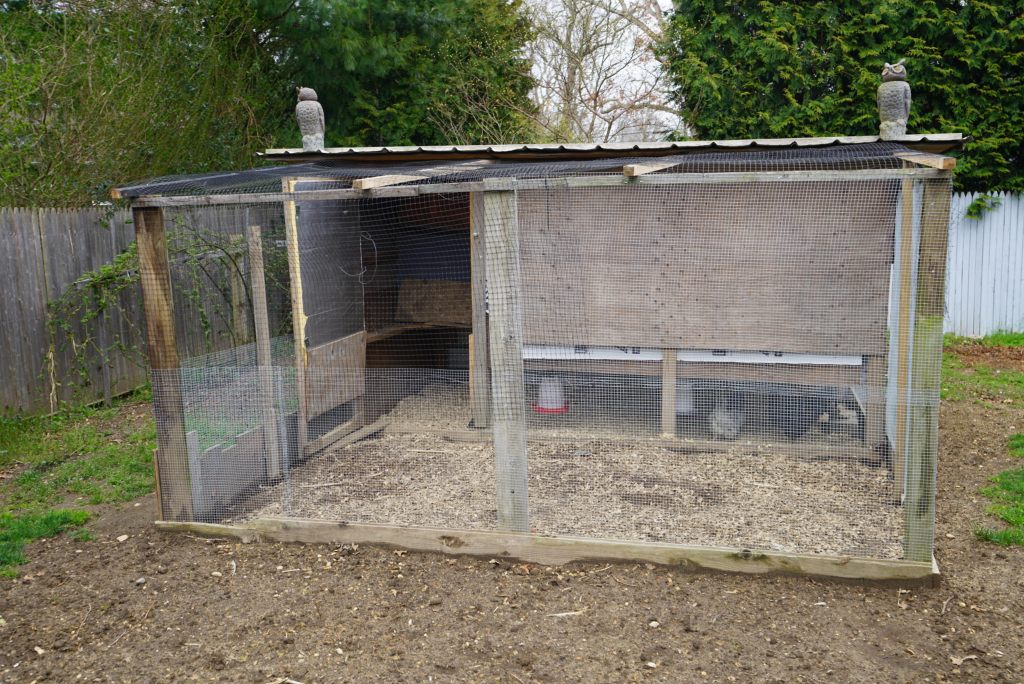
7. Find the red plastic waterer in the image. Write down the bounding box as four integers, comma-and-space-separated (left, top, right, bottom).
533, 376, 569, 414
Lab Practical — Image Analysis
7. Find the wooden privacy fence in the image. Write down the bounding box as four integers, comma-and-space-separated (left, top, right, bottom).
0, 207, 254, 415
0, 207, 145, 415
945, 192, 1024, 336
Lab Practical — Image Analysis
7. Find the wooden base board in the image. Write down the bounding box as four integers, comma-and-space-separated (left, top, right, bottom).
155, 516, 939, 585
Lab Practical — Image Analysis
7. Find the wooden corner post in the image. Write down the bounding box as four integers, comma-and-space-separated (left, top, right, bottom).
482, 179, 529, 532
904, 176, 951, 562
134, 206, 192, 521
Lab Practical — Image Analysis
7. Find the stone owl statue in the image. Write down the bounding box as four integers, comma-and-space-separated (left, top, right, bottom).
295, 87, 325, 151
877, 59, 911, 140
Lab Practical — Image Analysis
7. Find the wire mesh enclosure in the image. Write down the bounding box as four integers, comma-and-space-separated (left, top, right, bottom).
122, 138, 956, 580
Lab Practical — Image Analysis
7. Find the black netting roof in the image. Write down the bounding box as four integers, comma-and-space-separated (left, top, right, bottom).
116, 142, 925, 199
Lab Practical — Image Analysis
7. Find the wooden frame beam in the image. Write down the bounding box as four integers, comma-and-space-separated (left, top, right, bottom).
623, 161, 680, 177
156, 517, 939, 584
351, 174, 427, 190
894, 152, 957, 171
128, 168, 952, 207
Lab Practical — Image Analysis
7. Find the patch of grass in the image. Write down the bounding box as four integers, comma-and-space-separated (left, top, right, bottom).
975, 435, 1024, 548
0, 509, 90, 572
941, 352, 1024, 403
0, 389, 155, 574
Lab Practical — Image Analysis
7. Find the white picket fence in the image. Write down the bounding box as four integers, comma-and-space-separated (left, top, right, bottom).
945, 192, 1024, 336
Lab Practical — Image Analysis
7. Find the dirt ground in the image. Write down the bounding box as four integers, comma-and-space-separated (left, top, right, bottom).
1, 376, 1022, 682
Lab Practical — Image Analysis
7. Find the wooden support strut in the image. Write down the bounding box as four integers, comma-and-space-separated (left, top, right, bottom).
282, 179, 309, 456
246, 225, 283, 479
481, 179, 529, 532
661, 350, 677, 438
134, 207, 192, 521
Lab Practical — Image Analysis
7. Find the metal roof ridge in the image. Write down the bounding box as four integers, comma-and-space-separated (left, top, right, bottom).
261, 133, 964, 156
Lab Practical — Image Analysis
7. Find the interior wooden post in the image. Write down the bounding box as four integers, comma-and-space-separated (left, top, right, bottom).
469, 192, 491, 428
661, 350, 677, 438
864, 355, 886, 449
904, 177, 951, 562
282, 179, 309, 455
246, 225, 283, 479
892, 177, 920, 496
482, 179, 528, 532
134, 206, 192, 521
229, 234, 249, 345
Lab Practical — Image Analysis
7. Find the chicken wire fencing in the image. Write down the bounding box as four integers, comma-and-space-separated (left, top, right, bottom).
136, 146, 950, 567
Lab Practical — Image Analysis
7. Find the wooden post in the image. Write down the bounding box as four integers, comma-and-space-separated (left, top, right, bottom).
469, 192, 491, 428
229, 234, 249, 345
482, 179, 528, 532
892, 178, 921, 496
904, 177, 951, 562
134, 206, 193, 521
246, 225, 282, 479
864, 355, 886, 449
283, 179, 309, 455
661, 350, 677, 438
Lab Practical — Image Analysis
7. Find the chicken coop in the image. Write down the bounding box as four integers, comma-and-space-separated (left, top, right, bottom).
115, 135, 960, 581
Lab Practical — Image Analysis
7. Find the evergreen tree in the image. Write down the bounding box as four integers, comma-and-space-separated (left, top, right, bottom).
251, 0, 537, 147
661, 1, 1024, 191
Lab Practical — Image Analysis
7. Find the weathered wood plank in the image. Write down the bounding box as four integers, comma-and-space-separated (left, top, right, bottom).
301, 416, 390, 457
483, 182, 529, 532
135, 207, 192, 521
155, 517, 938, 584
304, 330, 366, 419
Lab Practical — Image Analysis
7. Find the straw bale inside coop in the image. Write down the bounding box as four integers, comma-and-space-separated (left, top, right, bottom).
117, 135, 960, 580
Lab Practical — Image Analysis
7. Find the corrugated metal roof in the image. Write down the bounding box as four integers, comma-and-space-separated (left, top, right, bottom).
262, 133, 965, 161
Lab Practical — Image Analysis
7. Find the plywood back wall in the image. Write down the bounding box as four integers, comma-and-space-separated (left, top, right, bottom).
518, 182, 898, 355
